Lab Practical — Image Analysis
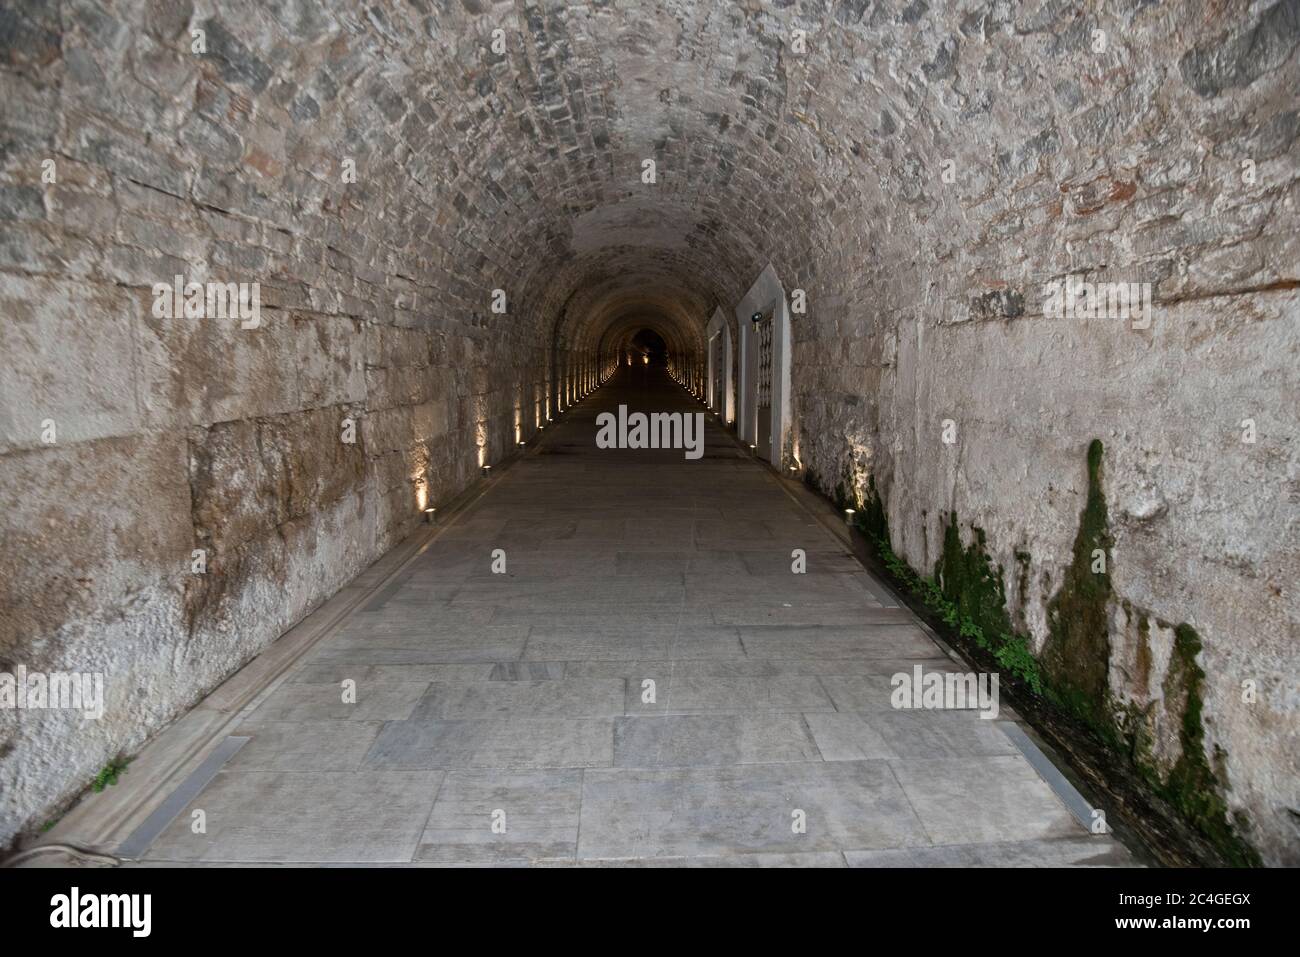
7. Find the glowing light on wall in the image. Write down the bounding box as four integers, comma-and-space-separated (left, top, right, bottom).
846, 439, 874, 510
474, 394, 489, 469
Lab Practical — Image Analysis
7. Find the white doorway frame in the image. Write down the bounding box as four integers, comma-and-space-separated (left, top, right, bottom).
705, 307, 733, 425
734, 264, 792, 466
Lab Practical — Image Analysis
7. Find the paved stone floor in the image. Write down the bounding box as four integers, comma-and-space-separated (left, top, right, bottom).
137, 365, 1134, 866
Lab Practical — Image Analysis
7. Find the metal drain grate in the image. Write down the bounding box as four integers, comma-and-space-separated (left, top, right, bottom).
115, 735, 250, 860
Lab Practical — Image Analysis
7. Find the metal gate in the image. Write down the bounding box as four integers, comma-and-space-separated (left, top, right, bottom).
756, 310, 773, 458
756, 312, 773, 410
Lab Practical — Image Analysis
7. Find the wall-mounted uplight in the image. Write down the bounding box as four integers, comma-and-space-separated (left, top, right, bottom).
749, 444, 757, 452
517, 440, 526, 447
844, 508, 856, 523
423, 506, 437, 524
482, 464, 493, 476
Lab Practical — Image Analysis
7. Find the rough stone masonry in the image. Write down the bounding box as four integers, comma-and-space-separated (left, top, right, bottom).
0, 0, 1296, 863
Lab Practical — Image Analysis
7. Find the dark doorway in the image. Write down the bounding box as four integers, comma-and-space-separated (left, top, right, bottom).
630, 328, 668, 367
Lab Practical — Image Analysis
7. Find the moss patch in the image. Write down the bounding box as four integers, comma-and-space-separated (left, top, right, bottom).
838, 438, 1259, 864
854, 508, 1043, 694
1155, 624, 1261, 866
91, 757, 130, 793
1040, 438, 1113, 730
859, 474, 889, 541
935, 516, 1014, 645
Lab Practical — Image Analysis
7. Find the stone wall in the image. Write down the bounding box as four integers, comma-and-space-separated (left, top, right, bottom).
0, 0, 555, 845
783, 0, 1299, 863
1, 0, 1295, 862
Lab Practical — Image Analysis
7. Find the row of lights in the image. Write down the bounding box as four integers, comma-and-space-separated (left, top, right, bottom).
422, 377, 609, 525
681, 356, 810, 489
491, 379, 605, 470
424, 392, 808, 526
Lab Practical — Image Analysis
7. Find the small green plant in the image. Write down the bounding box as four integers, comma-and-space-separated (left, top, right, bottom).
958, 618, 986, 648
91, 758, 130, 793
994, 634, 1043, 694
856, 517, 1044, 693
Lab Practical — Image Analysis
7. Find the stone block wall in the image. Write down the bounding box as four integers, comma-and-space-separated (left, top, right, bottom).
780, 1, 1298, 863
0, 0, 554, 846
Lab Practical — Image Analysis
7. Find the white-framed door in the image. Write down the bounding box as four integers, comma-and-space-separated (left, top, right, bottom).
734, 265, 791, 466
705, 307, 734, 425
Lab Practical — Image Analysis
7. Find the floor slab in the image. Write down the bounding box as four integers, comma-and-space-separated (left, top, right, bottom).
577, 761, 930, 859
363, 717, 615, 770
416, 769, 583, 863
889, 755, 1084, 846
612, 714, 822, 767
144, 770, 441, 863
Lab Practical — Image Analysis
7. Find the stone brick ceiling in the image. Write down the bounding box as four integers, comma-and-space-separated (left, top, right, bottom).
167, 0, 890, 359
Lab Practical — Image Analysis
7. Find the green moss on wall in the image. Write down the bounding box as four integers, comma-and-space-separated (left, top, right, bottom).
860, 474, 889, 541
853, 506, 1042, 694
844, 437, 1259, 864
1040, 438, 1114, 731
1014, 549, 1032, 622
1156, 624, 1261, 866
935, 515, 1014, 645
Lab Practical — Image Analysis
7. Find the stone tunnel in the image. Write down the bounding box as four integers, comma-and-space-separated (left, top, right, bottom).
0, 0, 1296, 869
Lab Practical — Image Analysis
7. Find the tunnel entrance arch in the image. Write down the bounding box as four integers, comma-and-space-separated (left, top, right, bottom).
630, 328, 668, 368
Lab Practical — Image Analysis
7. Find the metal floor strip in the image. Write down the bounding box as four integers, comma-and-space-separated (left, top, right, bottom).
999, 721, 1104, 834
857, 569, 901, 609
361, 568, 418, 612
115, 736, 250, 860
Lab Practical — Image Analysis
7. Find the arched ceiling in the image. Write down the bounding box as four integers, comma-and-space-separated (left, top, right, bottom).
216, 0, 901, 357
546, 256, 715, 358
123, 0, 1254, 362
